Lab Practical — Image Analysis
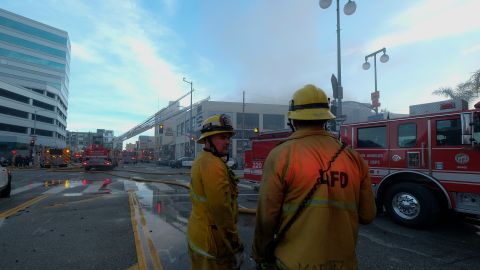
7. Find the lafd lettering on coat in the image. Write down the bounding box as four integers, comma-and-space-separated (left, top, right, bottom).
318, 170, 348, 188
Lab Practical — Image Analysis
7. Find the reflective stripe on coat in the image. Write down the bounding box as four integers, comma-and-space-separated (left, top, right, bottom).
187, 151, 241, 262
253, 128, 376, 270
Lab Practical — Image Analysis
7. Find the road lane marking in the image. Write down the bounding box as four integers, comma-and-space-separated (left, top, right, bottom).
134, 193, 163, 270
82, 181, 104, 194
129, 192, 147, 270
11, 183, 44, 195
127, 264, 139, 270
43, 185, 68, 194
0, 194, 49, 219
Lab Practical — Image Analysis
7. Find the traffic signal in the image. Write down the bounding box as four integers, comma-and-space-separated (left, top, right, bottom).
159, 124, 164, 134
30, 139, 35, 147
253, 127, 259, 133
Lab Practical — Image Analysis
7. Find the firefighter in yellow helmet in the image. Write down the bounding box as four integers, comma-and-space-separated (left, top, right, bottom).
252, 84, 376, 270
187, 114, 244, 269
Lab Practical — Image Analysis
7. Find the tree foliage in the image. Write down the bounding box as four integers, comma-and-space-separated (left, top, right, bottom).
432, 69, 480, 103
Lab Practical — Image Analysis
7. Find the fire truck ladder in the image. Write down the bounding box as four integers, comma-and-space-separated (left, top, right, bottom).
114, 95, 209, 145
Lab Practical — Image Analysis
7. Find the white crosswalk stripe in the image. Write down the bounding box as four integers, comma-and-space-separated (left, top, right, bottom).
43, 185, 68, 194
82, 182, 105, 194
11, 183, 44, 195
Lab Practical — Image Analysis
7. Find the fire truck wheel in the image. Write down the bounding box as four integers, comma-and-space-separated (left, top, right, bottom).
385, 183, 440, 228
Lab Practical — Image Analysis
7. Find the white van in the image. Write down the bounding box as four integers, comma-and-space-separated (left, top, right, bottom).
0, 165, 12, 198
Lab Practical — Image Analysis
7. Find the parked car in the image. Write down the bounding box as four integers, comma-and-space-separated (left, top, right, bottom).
156, 157, 170, 166
0, 164, 12, 198
170, 157, 194, 168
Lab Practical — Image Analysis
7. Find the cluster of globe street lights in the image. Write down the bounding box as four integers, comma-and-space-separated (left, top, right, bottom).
320, 0, 389, 118
362, 48, 390, 114
319, 0, 357, 123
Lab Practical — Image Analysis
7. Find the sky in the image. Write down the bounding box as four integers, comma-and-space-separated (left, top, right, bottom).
1, 0, 479, 146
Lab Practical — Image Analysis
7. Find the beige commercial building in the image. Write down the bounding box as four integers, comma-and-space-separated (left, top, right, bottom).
154, 100, 289, 167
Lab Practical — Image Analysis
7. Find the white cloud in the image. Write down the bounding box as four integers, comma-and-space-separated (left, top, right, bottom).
462, 44, 480, 55
71, 42, 104, 64
367, 0, 480, 50
50, 0, 190, 135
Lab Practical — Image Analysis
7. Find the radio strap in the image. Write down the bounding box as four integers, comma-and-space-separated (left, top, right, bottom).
266, 141, 346, 261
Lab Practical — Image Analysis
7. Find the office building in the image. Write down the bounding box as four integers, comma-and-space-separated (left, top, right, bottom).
0, 8, 70, 157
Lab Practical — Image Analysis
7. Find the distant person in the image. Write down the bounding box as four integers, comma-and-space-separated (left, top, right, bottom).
252, 84, 376, 270
187, 114, 244, 269
15, 154, 22, 167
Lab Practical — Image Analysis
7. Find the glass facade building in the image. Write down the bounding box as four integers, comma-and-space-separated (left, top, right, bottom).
0, 8, 70, 157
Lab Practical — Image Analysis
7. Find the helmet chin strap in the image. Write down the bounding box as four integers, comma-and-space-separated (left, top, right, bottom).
204, 137, 229, 161
287, 119, 296, 132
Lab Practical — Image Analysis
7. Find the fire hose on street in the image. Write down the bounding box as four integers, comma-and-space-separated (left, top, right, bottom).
48, 167, 257, 214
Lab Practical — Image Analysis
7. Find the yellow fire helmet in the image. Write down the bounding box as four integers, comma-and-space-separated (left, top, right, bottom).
288, 84, 336, 121
197, 114, 235, 144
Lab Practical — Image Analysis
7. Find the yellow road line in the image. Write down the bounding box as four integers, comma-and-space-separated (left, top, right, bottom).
127, 264, 139, 270
0, 194, 49, 219
43, 195, 106, 208
129, 192, 147, 270
134, 193, 163, 270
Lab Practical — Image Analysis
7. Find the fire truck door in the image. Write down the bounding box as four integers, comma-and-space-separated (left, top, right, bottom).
390, 120, 428, 172
430, 114, 467, 172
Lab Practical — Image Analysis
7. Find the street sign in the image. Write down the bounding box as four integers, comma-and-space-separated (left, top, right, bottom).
371, 91, 380, 109
331, 74, 338, 99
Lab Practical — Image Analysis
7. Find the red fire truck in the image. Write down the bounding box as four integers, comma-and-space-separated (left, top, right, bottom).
83, 144, 115, 171
40, 147, 70, 168
244, 130, 291, 183
244, 101, 480, 228
340, 101, 480, 227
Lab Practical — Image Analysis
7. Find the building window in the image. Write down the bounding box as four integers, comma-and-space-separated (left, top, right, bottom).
436, 118, 461, 146
263, 114, 285, 130
46, 92, 56, 99
33, 114, 54, 124
236, 113, 259, 129
26, 87, 44, 95
0, 122, 28, 134
232, 129, 258, 140
31, 128, 53, 137
33, 99, 55, 111
398, 123, 416, 148
0, 105, 28, 118
0, 47, 65, 71
0, 87, 29, 103
357, 126, 387, 148
0, 32, 66, 58
0, 15, 68, 45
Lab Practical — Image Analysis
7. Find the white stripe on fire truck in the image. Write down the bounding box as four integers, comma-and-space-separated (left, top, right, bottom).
440, 180, 480, 186
245, 169, 263, 175
433, 172, 480, 183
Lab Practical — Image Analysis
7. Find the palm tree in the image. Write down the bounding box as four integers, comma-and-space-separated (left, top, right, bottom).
433, 69, 480, 103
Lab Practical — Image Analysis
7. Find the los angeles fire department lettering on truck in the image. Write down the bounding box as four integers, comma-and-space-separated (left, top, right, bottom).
244, 100, 480, 228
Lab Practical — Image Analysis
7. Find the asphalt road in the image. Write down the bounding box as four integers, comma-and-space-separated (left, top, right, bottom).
0, 163, 479, 270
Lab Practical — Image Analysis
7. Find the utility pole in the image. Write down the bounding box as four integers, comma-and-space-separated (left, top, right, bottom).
183, 77, 194, 157
242, 91, 245, 169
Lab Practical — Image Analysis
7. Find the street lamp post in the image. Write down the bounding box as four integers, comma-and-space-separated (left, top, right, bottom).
182, 77, 194, 157
320, 0, 357, 124
362, 47, 389, 114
